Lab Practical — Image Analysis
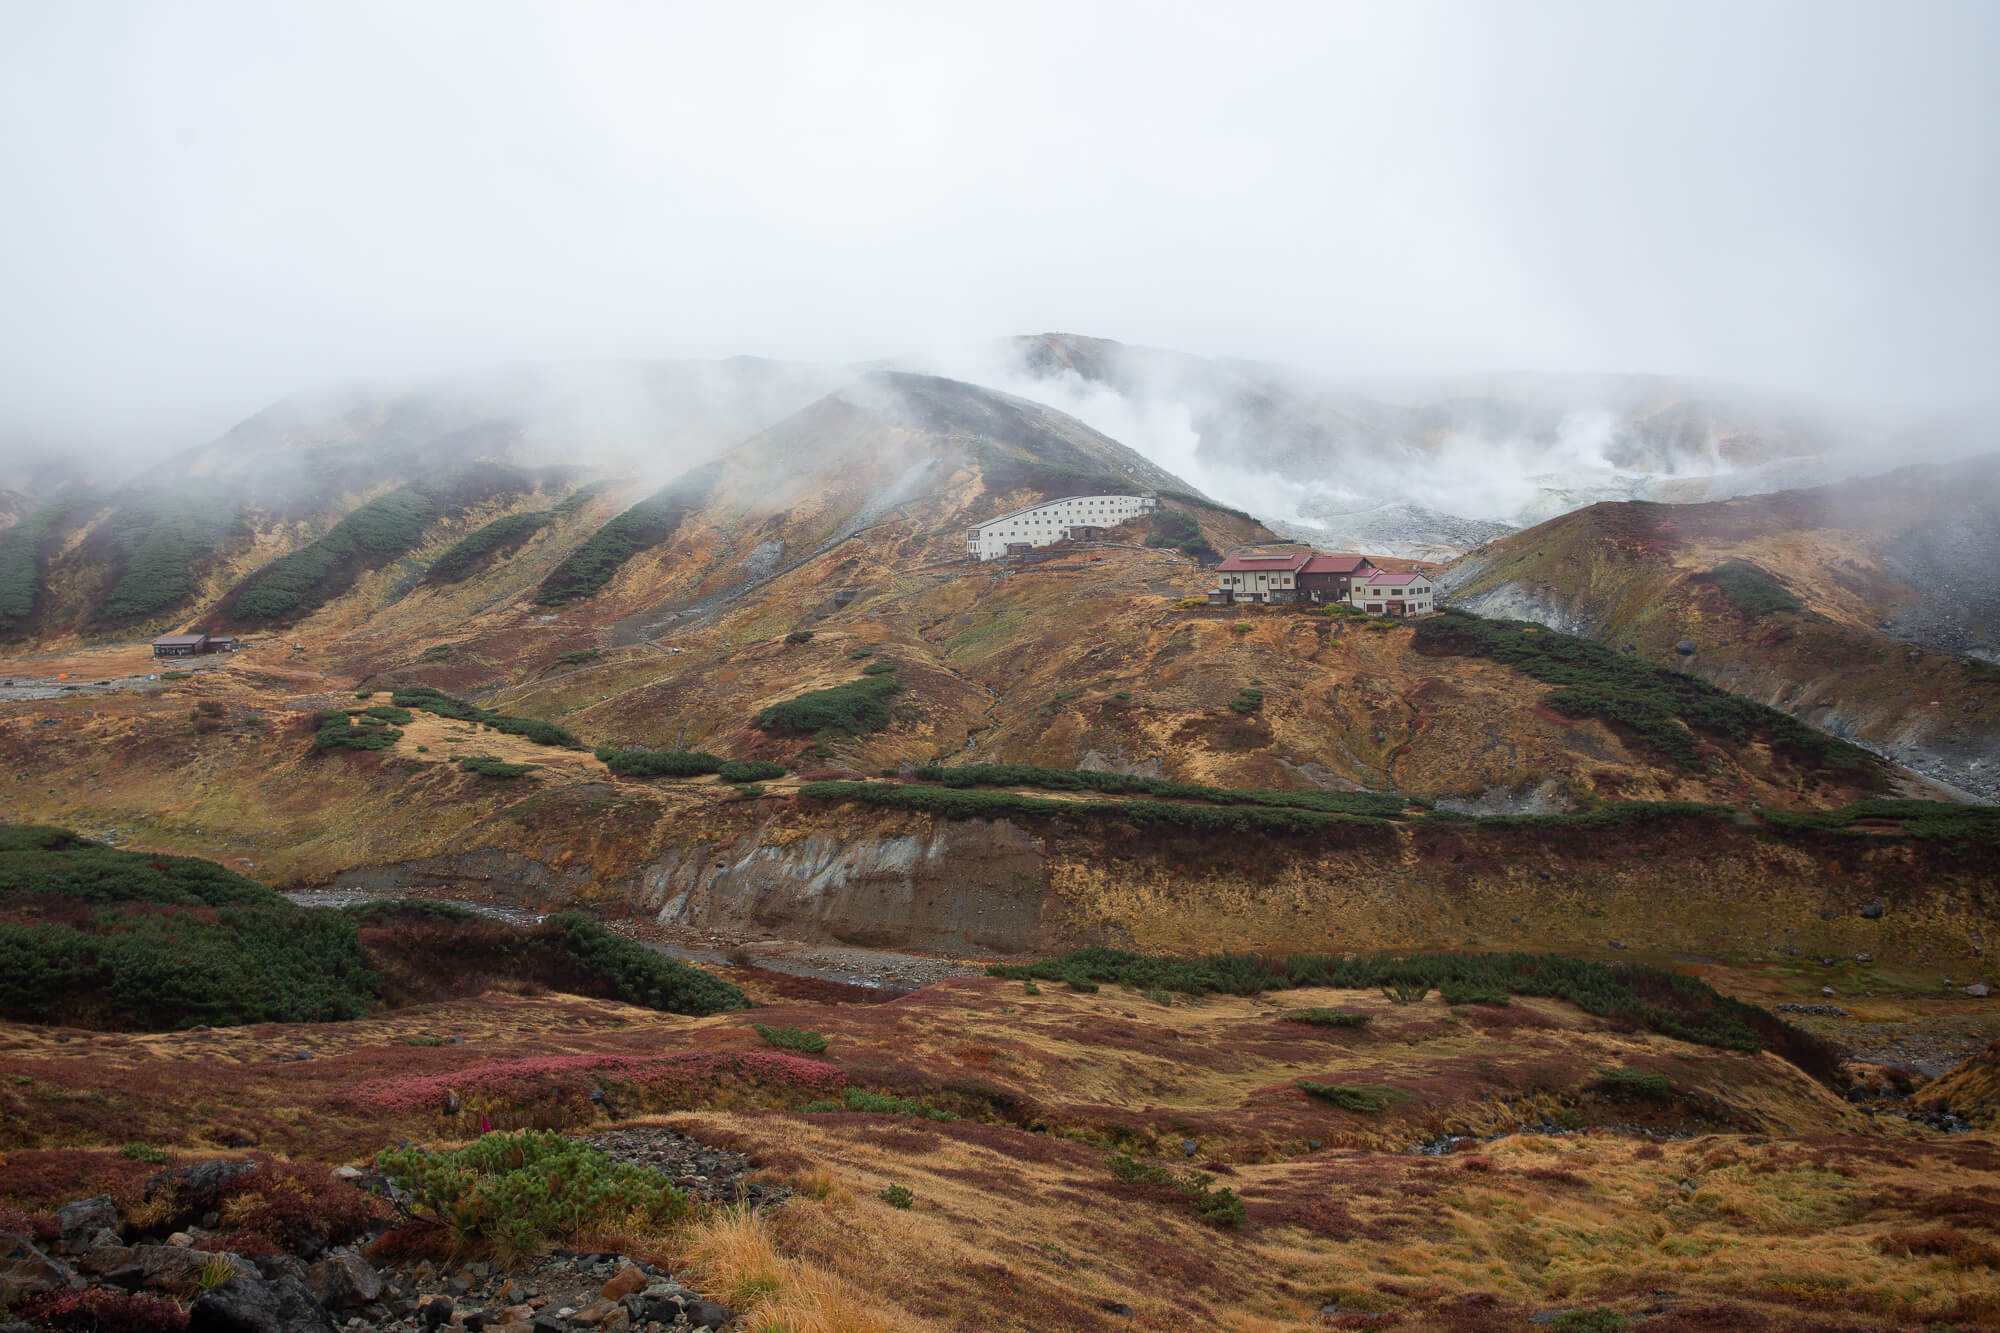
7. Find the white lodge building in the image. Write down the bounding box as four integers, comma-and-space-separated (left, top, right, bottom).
965, 494, 1158, 560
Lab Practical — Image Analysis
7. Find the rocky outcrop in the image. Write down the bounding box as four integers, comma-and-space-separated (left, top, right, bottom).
638, 819, 1047, 953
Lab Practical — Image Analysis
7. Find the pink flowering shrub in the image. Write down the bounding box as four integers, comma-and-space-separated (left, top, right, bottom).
349, 1049, 846, 1119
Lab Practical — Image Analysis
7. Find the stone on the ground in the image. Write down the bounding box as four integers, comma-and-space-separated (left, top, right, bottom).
1968, 983, 1991, 998
141, 1243, 256, 1295
305, 1251, 383, 1310
0, 1233, 72, 1305
56, 1195, 119, 1254
188, 1273, 338, 1333
684, 1297, 733, 1329
599, 1265, 647, 1300
417, 1295, 452, 1329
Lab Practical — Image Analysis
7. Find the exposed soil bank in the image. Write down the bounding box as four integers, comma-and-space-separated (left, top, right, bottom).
300, 798, 2000, 974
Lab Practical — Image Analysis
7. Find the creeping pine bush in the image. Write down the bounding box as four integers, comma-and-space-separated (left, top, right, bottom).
536, 463, 721, 605
1228, 687, 1264, 715
718, 759, 786, 782
235, 487, 439, 620
461, 756, 535, 778
1702, 560, 1802, 618
536, 912, 749, 1014
902, 763, 1411, 818
756, 1024, 829, 1055
376, 1130, 688, 1257
1296, 1081, 1413, 1113
877, 1185, 914, 1210
314, 716, 402, 751
597, 747, 724, 777
783, 630, 814, 644
1104, 1155, 1242, 1228
1596, 1066, 1672, 1101
1282, 1008, 1371, 1028
756, 674, 901, 736
858, 660, 898, 675
390, 686, 583, 749
1412, 609, 1882, 781
800, 782, 1399, 839
986, 946, 1836, 1071
802, 1087, 955, 1120
426, 511, 551, 585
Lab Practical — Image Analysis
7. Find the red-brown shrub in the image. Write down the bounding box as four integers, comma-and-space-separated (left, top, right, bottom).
18, 1288, 188, 1333
1874, 1227, 2000, 1269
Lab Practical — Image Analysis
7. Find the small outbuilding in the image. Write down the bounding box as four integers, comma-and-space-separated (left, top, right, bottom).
151, 634, 211, 658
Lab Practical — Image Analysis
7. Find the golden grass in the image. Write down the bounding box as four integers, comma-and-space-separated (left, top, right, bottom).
683, 1203, 929, 1333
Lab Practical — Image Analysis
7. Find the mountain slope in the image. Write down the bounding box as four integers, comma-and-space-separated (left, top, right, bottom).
1437, 458, 2000, 799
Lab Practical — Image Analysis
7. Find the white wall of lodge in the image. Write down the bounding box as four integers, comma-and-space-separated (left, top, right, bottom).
965, 495, 1158, 560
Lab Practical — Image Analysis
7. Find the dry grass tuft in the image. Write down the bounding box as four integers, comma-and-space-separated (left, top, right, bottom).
683, 1204, 922, 1333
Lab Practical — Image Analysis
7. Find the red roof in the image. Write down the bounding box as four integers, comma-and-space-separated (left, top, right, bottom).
1355, 568, 1429, 586
1301, 554, 1372, 574
1216, 550, 1311, 573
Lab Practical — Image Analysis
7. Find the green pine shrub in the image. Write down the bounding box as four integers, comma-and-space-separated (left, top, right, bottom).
1282, 1008, 1371, 1028
1596, 1066, 1672, 1101
756, 674, 901, 736
535, 463, 721, 605
784, 630, 814, 644
534, 912, 748, 1015
985, 945, 1834, 1070
426, 511, 551, 585
390, 686, 583, 748
718, 760, 787, 782
375, 1130, 688, 1256
597, 748, 724, 777
1412, 610, 1882, 782
461, 756, 535, 778
1702, 561, 1802, 617
1295, 1081, 1412, 1113
756, 1024, 829, 1054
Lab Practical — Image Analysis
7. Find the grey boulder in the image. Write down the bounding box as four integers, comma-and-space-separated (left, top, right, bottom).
188, 1274, 337, 1333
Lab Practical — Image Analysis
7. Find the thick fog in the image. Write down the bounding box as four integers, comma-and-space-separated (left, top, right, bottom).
2, 0, 1996, 467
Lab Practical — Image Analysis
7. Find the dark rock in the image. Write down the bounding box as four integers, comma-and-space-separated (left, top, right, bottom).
56, 1195, 119, 1254
255, 1255, 310, 1285
78, 1243, 143, 1286
635, 1293, 684, 1325
419, 1295, 454, 1329
531, 1318, 565, 1333
1098, 1299, 1134, 1315
1860, 903, 1884, 920
188, 1274, 337, 1333
1855, 952, 1873, 964
304, 1251, 382, 1309
684, 1298, 733, 1329
140, 1245, 255, 1295
1608, 939, 1626, 950
0, 1234, 73, 1306
150, 1160, 258, 1212
1179, 1139, 1198, 1157
1674, 640, 1697, 655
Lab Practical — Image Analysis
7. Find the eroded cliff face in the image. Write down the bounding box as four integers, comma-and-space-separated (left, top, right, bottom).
317, 801, 1999, 971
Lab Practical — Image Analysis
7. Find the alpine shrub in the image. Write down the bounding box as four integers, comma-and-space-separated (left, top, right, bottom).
375, 1130, 688, 1256
756, 1024, 829, 1054
756, 674, 901, 736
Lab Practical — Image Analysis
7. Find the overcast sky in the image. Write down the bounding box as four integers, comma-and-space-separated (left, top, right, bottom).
2, 0, 1995, 453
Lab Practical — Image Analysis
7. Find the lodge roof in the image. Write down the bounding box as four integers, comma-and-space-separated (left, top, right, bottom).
1215, 550, 1311, 573
151, 634, 209, 647
1354, 567, 1431, 585
1300, 554, 1373, 574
